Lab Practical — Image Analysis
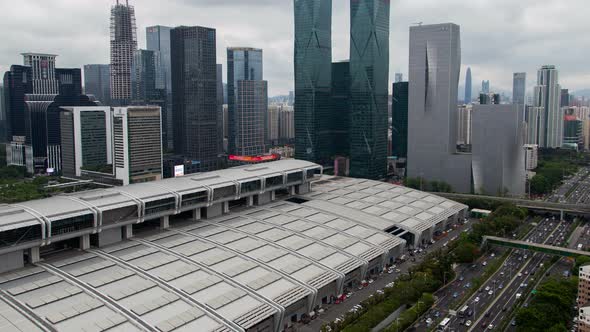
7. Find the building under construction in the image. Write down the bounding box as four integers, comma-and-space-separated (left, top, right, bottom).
110, 0, 137, 105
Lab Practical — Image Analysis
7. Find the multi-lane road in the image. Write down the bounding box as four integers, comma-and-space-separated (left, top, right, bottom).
547, 167, 590, 204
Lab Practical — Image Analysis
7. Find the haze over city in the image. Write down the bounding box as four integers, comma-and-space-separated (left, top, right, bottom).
0, 0, 589, 95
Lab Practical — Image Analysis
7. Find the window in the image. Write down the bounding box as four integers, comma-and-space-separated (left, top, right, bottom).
213, 185, 237, 201
0, 225, 42, 249
287, 171, 303, 184
52, 214, 94, 236
306, 168, 321, 179
240, 180, 261, 194
145, 198, 175, 215
265, 175, 284, 188
181, 191, 209, 207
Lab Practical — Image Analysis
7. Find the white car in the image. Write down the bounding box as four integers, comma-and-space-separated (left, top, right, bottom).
488, 290, 494, 295
466, 320, 472, 327
518, 273, 523, 277
488, 324, 494, 330
485, 286, 491, 291
474, 297, 480, 303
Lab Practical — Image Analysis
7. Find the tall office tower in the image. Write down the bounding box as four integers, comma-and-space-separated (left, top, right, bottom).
59, 106, 113, 178
294, 0, 332, 164
84, 64, 111, 105
216, 64, 224, 153
171, 26, 221, 172
479, 93, 500, 105
268, 105, 280, 144
131, 50, 159, 102
0, 85, 5, 144
227, 47, 266, 155
110, 0, 137, 105
513, 72, 526, 105
534, 65, 562, 148
279, 106, 295, 141
331, 61, 350, 157
113, 106, 162, 185
21, 53, 59, 94
561, 89, 570, 107
481, 80, 490, 94
349, 0, 390, 179
235, 80, 268, 156
395, 73, 403, 83
525, 106, 544, 145
407, 23, 471, 193
472, 104, 526, 196
464, 67, 472, 104
392, 82, 408, 158
457, 105, 472, 146
524, 144, 539, 171
146, 25, 173, 149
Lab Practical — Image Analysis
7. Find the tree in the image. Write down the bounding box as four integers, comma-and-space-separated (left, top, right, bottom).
453, 240, 480, 263
531, 174, 551, 195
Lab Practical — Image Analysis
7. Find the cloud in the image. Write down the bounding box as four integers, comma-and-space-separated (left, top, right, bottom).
0, 0, 588, 96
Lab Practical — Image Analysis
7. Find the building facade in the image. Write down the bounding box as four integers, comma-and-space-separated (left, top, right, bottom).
457, 105, 472, 147
407, 23, 472, 193
513, 72, 526, 106
348, 0, 390, 179
524, 144, 538, 171
534, 65, 562, 148
171, 26, 222, 172
472, 104, 526, 196
579, 265, 590, 332
110, 0, 137, 105
525, 106, 544, 145
481, 80, 490, 94
392, 82, 408, 158
465, 67, 472, 104
113, 106, 162, 185
84, 64, 111, 105
146, 25, 173, 150
294, 0, 333, 164
330, 61, 350, 158
561, 89, 570, 107
227, 47, 266, 156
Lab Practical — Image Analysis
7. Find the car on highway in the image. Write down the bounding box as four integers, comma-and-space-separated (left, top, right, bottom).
466, 320, 472, 327
453, 292, 459, 298
499, 284, 503, 289
485, 286, 490, 291
488, 290, 493, 295
474, 296, 480, 303
488, 323, 494, 330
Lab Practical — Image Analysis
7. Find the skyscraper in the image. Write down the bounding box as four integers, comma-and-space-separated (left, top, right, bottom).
407, 23, 471, 193
146, 25, 173, 149
561, 89, 570, 107
131, 49, 159, 102
110, 0, 137, 105
395, 73, 403, 83
171, 26, 221, 172
534, 65, 562, 148
472, 104, 526, 196
113, 106, 162, 185
226, 47, 266, 155
481, 80, 490, 94
330, 61, 350, 157
84, 64, 111, 105
392, 81, 408, 158
512, 72, 526, 106
464, 67, 472, 103
294, 0, 332, 164
349, 0, 390, 179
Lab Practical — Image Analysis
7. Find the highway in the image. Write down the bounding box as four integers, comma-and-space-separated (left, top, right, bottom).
430, 217, 564, 331
470, 219, 574, 331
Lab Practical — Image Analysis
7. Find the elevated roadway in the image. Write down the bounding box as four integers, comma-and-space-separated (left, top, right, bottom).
482, 235, 590, 258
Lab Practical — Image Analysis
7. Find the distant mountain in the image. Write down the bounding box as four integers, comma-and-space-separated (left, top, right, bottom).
572, 89, 590, 98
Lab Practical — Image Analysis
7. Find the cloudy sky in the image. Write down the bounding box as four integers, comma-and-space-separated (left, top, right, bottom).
1, 0, 588, 96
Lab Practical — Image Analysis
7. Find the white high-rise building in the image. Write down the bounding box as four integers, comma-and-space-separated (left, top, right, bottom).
524, 144, 538, 171
533, 65, 562, 148
457, 105, 472, 146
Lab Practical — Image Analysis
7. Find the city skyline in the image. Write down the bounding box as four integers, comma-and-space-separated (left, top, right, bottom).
1, 1, 589, 96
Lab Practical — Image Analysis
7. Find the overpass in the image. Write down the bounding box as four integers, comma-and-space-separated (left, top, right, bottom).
434, 192, 590, 216
482, 236, 590, 258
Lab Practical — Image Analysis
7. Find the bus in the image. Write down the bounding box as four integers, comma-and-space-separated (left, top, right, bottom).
458, 305, 469, 318
438, 317, 451, 331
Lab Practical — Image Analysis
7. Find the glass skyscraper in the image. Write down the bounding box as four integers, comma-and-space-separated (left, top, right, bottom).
171, 26, 222, 172
349, 0, 390, 179
534, 65, 562, 148
513, 72, 526, 106
84, 64, 111, 105
227, 47, 265, 155
392, 82, 408, 159
294, 0, 332, 164
330, 61, 350, 158
465, 67, 472, 103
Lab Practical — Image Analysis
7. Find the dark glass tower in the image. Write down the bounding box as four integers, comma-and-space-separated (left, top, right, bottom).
131, 49, 159, 102
171, 26, 221, 172
331, 61, 350, 157
349, 0, 390, 179
227, 47, 264, 155
84, 64, 111, 105
392, 82, 408, 159
294, 0, 332, 164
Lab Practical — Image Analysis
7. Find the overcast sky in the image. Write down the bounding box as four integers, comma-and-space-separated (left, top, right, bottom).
1, 0, 588, 96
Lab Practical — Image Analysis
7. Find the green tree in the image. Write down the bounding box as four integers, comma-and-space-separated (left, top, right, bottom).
531, 174, 551, 195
